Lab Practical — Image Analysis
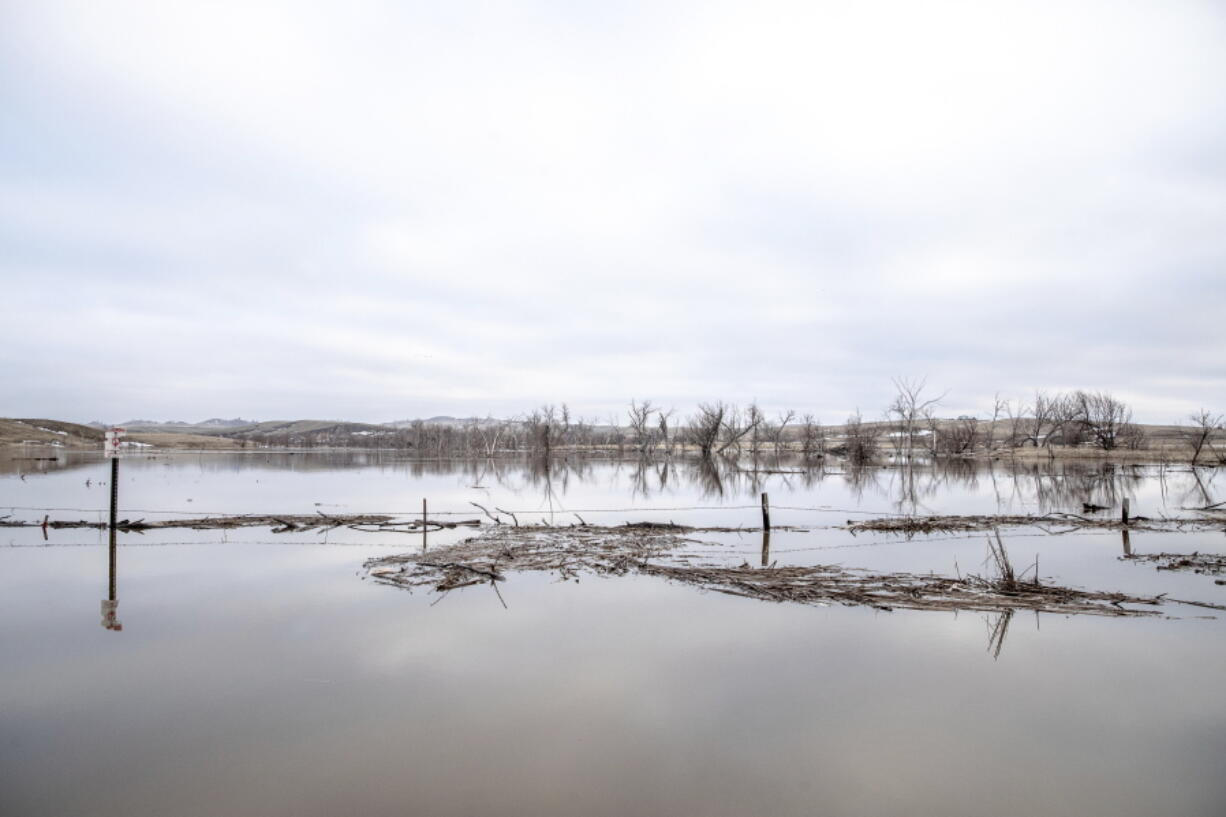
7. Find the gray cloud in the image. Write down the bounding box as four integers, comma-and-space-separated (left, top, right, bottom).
2, 1, 1224, 424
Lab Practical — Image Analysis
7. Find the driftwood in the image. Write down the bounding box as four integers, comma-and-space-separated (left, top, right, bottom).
364, 524, 1199, 617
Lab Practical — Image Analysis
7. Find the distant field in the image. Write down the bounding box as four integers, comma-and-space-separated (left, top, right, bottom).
0, 419, 241, 450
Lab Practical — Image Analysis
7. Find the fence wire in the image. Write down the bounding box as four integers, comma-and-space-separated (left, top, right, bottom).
1, 502, 912, 518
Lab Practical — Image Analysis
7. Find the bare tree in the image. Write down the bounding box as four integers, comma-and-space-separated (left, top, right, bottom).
685, 402, 726, 458
1009, 391, 1076, 448
1020, 391, 1059, 447
800, 413, 826, 458
772, 410, 795, 455
627, 399, 656, 455
1117, 421, 1147, 450
473, 417, 506, 457
1002, 398, 1028, 448
1072, 391, 1134, 451
559, 403, 573, 448
523, 404, 562, 454
718, 403, 762, 455
741, 403, 767, 457
1048, 393, 1083, 447
657, 408, 675, 455
1183, 409, 1224, 464
844, 409, 880, 465
887, 377, 944, 461
930, 415, 980, 456
985, 393, 1005, 452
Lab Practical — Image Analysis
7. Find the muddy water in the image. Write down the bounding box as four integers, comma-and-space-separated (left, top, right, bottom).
2, 451, 1225, 817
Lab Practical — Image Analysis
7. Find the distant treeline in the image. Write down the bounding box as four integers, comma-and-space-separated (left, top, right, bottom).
235, 382, 1226, 465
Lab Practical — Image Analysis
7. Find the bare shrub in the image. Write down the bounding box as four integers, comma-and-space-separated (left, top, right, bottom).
844, 410, 880, 465
931, 416, 980, 456
1117, 422, 1147, 451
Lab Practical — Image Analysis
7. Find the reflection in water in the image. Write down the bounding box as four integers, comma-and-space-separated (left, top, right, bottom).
687, 455, 730, 498
1178, 466, 1221, 509
4, 446, 1220, 521
102, 525, 122, 632
628, 456, 675, 499
4, 449, 1226, 817
986, 609, 1013, 660
843, 463, 880, 503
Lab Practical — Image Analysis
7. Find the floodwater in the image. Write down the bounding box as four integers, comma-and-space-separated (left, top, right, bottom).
2, 450, 1225, 817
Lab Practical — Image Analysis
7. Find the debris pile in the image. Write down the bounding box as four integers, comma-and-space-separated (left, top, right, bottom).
365, 523, 1187, 617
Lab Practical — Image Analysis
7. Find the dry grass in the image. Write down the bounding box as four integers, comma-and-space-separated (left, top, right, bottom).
124, 432, 246, 450
0, 418, 102, 447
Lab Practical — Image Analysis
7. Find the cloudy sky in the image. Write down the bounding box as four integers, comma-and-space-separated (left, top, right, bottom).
2, 0, 1224, 425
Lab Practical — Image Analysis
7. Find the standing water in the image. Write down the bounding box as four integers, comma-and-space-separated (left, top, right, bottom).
2, 450, 1225, 817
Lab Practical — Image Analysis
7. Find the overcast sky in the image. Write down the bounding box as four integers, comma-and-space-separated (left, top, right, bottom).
2, 1, 1224, 425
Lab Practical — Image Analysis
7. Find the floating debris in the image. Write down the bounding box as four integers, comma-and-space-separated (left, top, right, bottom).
364, 524, 1203, 617
844, 513, 1220, 536
1124, 552, 1226, 576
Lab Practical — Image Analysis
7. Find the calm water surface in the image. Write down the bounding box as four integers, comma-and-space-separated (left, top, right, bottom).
3, 451, 1225, 817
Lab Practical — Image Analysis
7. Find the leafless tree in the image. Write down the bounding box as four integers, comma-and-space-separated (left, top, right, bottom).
1020, 391, 1058, 447
1072, 391, 1135, 451
887, 377, 944, 461
1182, 409, 1224, 464
1117, 421, 1147, 450
1009, 391, 1076, 448
844, 409, 880, 465
740, 403, 767, 457
1002, 399, 1028, 448
559, 403, 573, 447
685, 402, 726, 457
718, 403, 762, 455
1049, 393, 1085, 447
628, 399, 657, 455
523, 404, 565, 454
984, 394, 1005, 452
1074, 391, 1127, 450
772, 410, 795, 455
472, 417, 506, 457
657, 408, 675, 455
800, 413, 826, 458
930, 416, 980, 456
